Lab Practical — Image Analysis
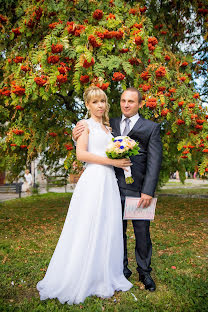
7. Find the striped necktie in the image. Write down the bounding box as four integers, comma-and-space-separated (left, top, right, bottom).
122, 118, 130, 136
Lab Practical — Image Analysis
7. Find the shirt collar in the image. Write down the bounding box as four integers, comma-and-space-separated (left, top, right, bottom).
121, 113, 140, 123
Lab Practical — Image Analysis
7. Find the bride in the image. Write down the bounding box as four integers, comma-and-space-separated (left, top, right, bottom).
37, 86, 133, 305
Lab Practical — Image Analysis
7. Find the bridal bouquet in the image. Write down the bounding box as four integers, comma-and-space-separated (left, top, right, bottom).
106, 136, 140, 184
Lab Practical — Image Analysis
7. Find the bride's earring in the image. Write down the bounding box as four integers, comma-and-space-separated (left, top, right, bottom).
84, 108, 90, 119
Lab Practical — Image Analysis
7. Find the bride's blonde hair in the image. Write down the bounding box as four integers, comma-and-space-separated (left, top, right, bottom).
83, 86, 111, 129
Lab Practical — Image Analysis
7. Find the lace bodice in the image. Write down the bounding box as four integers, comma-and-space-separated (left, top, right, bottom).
85, 118, 113, 157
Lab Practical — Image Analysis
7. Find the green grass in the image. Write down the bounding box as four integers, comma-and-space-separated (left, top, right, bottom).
157, 188, 208, 195
0, 193, 207, 311
164, 181, 208, 187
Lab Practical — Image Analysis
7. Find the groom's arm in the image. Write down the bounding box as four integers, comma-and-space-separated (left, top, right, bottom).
141, 123, 163, 197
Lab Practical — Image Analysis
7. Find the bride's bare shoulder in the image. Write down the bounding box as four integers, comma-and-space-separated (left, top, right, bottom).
77, 119, 89, 133
77, 119, 88, 127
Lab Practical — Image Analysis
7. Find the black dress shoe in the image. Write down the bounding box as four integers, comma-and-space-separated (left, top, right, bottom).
124, 267, 132, 279
139, 274, 156, 291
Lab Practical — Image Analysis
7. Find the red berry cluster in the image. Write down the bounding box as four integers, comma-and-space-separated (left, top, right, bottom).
12, 129, 24, 135
196, 119, 205, 124
146, 97, 157, 109
155, 66, 166, 78
198, 8, 208, 15
165, 55, 171, 61
139, 84, 151, 92
47, 55, 60, 64
169, 88, 176, 93
106, 13, 115, 20
67, 22, 85, 37
12, 86, 25, 96
21, 65, 30, 72
176, 119, 185, 125
112, 72, 125, 81
49, 132, 58, 137
88, 35, 102, 48
161, 108, 169, 116
178, 101, 184, 107
16, 105, 24, 110
83, 58, 95, 68
188, 103, 195, 108
12, 27, 21, 37
34, 76, 47, 86
93, 9, 103, 20
158, 86, 166, 92
0, 14, 8, 23
195, 125, 203, 130
0, 87, 11, 96
193, 93, 199, 99
57, 74, 67, 84
101, 29, 124, 39
34, 7, 43, 20
58, 62, 71, 74
49, 22, 60, 29
140, 6, 147, 13
96, 82, 110, 90
119, 48, 129, 53
14, 56, 24, 63
64, 144, 73, 151
140, 71, 151, 81
180, 62, 188, 67
129, 58, 141, 65
51, 44, 63, 53
148, 37, 158, 51
135, 36, 144, 46
131, 23, 143, 29
129, 8, 137, 15
80, 75, 90, 83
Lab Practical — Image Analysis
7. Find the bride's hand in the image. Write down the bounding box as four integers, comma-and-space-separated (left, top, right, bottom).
112, 158, 132, 171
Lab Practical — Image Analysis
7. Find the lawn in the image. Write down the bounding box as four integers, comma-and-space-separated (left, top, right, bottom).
0, 193, 207, 312
156, 188, 208, 195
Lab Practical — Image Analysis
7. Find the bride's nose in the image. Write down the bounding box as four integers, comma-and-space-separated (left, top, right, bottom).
98, 102, 104, 107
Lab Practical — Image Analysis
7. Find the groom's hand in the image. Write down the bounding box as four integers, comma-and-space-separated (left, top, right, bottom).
137, 193, 152, 208
72, 122, 86, 142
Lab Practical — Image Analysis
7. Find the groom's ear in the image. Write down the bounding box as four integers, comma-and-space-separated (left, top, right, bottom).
138, 101, 143, 109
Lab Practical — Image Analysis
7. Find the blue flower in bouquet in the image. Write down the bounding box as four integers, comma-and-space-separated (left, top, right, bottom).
106, 136, 140, 184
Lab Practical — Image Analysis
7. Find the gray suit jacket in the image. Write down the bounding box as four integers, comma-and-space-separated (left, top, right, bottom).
110, 116, 163, 197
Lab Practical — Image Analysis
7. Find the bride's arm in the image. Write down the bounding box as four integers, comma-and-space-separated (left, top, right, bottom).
76, 124, 131, 169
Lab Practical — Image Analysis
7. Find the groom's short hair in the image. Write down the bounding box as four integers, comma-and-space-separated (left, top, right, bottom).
125, 87, 142, 104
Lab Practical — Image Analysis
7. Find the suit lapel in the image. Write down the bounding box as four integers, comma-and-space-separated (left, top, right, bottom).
112, 117, 122, 136
127, 116, 145, 137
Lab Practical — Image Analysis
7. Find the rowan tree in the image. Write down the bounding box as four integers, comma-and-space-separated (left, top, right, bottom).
0, 0, 207, 182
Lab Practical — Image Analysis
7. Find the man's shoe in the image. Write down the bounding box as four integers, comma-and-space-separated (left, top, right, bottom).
139, 274, 156, 292
124, 267, 132, 279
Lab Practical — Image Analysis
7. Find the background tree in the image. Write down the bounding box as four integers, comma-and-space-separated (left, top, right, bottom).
0, 0, 207, 183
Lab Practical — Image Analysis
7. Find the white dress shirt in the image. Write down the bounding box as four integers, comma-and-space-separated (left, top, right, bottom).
120, 113, 140, 135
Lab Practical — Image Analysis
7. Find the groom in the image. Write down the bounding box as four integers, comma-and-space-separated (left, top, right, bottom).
73, 87, 162, 292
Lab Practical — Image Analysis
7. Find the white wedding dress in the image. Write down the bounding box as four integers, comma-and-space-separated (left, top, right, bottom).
37, 118, 132, 304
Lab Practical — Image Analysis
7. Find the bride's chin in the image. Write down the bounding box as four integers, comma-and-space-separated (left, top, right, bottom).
95, 113, 105, 118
